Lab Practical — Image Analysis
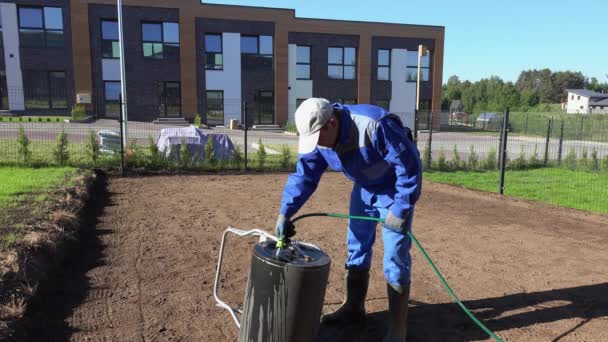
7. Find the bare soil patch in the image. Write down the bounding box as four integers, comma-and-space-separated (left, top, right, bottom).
23, 173, 608, 341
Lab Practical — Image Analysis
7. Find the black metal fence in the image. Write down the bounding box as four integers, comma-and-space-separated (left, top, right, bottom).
1, 104, 608, 213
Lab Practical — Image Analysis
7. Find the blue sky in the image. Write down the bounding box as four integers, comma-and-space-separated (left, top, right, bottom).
204, 0, 607, 84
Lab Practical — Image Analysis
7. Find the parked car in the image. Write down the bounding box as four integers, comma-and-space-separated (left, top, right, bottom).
476, 112, 502, 130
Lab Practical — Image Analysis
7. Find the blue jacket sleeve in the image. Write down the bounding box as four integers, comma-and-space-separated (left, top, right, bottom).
279, 149, 328, 218
375, 116, 422, 219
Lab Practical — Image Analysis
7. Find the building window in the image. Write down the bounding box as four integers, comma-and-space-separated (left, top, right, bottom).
104, 81, 121, 117
0, 71, 8, 110
378, 49, 390, 81
296, 98, 307, 109
296, 46, 311, 80
23, 70, 67, 109
142, 22, 179, 59
376, 99, 390, 110
206, 90, 224, 126
159, 81, 181, 116
571, 95, 574, 100
205, 34, 223, 70
240, 35, 273, 58
406, 50, 431, 82
18, 6, 64, 48
0, 11, 3, 48
328, 47, 356, 80
580, 106, 583, 109
101, 20, 119, 58
577, 95, 580, 100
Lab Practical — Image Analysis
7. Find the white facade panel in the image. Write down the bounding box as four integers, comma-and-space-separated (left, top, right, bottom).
1, 3, 25, 110
389, 49, 416, 128
205, 32, 241, 125
288, 44, 313, 123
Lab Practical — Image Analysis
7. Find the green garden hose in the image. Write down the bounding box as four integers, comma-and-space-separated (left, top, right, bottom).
290, 212, 504, 342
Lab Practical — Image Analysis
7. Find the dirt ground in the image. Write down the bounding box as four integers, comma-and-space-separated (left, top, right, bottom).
24, 173, 608, 341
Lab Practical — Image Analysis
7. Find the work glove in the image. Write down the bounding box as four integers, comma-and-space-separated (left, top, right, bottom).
275, 214, 296, 241
384, 211, 407, 233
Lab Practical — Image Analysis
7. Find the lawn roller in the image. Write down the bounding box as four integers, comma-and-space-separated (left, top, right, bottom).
213, 227, 331, 342
214, 213, 503, 342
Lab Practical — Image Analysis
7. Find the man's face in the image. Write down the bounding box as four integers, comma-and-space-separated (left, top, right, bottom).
317, 116, 340, 148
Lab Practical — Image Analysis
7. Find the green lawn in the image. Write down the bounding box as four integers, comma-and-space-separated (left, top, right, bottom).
0, 167, 77, 208
424, 168, 608, 214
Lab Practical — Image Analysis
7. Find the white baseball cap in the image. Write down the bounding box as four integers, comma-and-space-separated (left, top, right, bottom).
295, 98, 334, 154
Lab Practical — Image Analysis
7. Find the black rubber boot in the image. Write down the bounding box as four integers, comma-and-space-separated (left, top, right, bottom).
321, 269, 369, 325
383, 283, 410, 342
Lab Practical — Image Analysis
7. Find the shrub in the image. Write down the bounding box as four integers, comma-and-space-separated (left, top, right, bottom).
204, 137, 216, 167
467, 145, 478, 170
194, 114, 202, 127
529, 145, 540, 167
485, 147, 497, 170
86, 130, 100, 164
180, 137, 190, 168
71, 105, 88, 120
450, 145, 461, 170
437, 148, 448, 171
579, 148, 588, 169
230, 146, 243, 170
53, 129, 69, 166
512, 146, 527, 170
280, 145, 292, 169
563, 148, 577, 170
17, 125, 31, 165
590, 149, 599, 171
422, 144, 431, 169
256, 139, 267, 170
147, 136, 163, 168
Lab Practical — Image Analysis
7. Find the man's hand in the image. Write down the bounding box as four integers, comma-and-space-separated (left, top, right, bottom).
384, 211, 407, 233
275, 214, 296, 241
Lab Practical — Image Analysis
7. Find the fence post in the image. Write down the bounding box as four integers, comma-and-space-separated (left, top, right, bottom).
557, 120, 564, 166
425, 111, 433, 169
499, 107, 510, 195
524, 112, 529, 135
243, 101, 248, 171
118, 93, 125, 175
544, 118, 553, 166
579, 116, 584, 140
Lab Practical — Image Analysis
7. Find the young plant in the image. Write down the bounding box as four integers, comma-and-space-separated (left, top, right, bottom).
256, 139, 267, 170
53, 129, 69, 166
563, 148, 577, 170
437, 148, 448, 171
86, 130, 100, 165
230, 145, 243, 170
450, 145, 461, 170
280, 145, 292, 169
17, 125, 31, 165
467, 145, 478, 170
485, 147, 497, 170
180, 137, 190, 168
590, 149, 599, 171
204, 137, 217, 167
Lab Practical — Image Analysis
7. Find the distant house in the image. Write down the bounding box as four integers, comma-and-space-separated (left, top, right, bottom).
450, 100, 463, 113
565, 89, 608, 114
